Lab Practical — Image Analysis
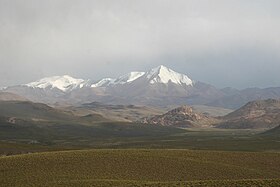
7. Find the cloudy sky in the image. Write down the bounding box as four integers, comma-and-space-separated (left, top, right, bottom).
0, 0, 280, 88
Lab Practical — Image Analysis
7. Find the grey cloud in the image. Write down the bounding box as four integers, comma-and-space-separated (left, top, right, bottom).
0, 0, 280, 88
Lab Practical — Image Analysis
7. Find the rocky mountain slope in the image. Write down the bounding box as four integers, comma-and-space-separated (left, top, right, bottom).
217, 99, 280, 129
141, 105, 219, 128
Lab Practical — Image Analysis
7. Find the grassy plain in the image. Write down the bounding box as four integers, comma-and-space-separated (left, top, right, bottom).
1, 127, 279, 155
0, 149, 279, 187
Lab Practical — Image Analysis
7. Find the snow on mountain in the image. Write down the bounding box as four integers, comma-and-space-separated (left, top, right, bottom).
91, 65, 193, 88
25, 75, 88, 92
4, 65, 229, 107
91, 78, 115, 88
144, 65, 193, 86
23, 65, 193, 91
91, 72, 145, 87
114, 72, 145, 84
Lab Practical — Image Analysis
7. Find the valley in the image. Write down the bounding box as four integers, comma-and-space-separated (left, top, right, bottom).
0, 97, 279, 153
2, 1, 280, 185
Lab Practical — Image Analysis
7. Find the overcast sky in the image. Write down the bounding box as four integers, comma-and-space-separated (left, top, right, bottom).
0, 0, 280, 89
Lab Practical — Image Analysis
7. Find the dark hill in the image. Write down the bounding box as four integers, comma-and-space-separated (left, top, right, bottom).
261, 125, 280, 137
0, 101, 73, 120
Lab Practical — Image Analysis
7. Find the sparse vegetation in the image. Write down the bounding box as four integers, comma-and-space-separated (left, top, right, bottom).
0, 149, 279, 187
0, 100, 279, 187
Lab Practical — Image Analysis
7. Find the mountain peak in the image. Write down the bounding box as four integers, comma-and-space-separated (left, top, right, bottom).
145, 65, 193, 86
25, 75, 88, 92
153, 65, 169, 71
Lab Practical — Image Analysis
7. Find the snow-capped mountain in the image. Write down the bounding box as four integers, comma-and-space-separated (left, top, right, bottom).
91, 78, 115, 88
114, 72, 146, 85
84, 65, 206, 106
144, 65, 193, 86
91, 72, 145, 88
2, 65, 280, 108
91, 65, 193, 88
25, 75, 89, 92
2, 65, 225, 106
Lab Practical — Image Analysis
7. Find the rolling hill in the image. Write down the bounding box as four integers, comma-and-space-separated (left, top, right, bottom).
261, 125, 280, 137
142, 105, 219, 128
0, 92, 27, 101
73, 102, 165, 122
217, 99, 280, 129
0, 100, 74, 120
0, 100, 184, 145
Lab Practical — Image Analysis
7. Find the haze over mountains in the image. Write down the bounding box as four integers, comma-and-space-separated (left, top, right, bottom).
3, 65, 280, 109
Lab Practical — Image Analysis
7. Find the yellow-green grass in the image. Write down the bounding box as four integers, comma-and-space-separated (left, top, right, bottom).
0, 141, 78, 156
0, 149, 279, 186
45, 179, 280, 187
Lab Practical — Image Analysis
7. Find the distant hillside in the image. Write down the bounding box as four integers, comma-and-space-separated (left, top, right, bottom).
0, 100, 184, 144
0, 101, 73, 120
209, 87, 280, 109
191, 105, 233, 117
217, 99, 280, 129
75, 102, 164, 122
0, 92, 27, 101
0, 100, 108, 124
141, 105, 219, 128
261, 125, 280, 137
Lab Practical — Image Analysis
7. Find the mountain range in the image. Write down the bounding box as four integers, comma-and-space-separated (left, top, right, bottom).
2, 65, 280, 109
141, 99, 280, 129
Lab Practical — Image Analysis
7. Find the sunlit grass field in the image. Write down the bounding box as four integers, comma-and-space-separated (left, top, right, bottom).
1, 149, 279, 187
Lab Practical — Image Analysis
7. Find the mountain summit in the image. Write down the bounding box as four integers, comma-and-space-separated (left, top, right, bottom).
25, 75, 89, 92
92, 65, 193, 88
144, 65, 193, 86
